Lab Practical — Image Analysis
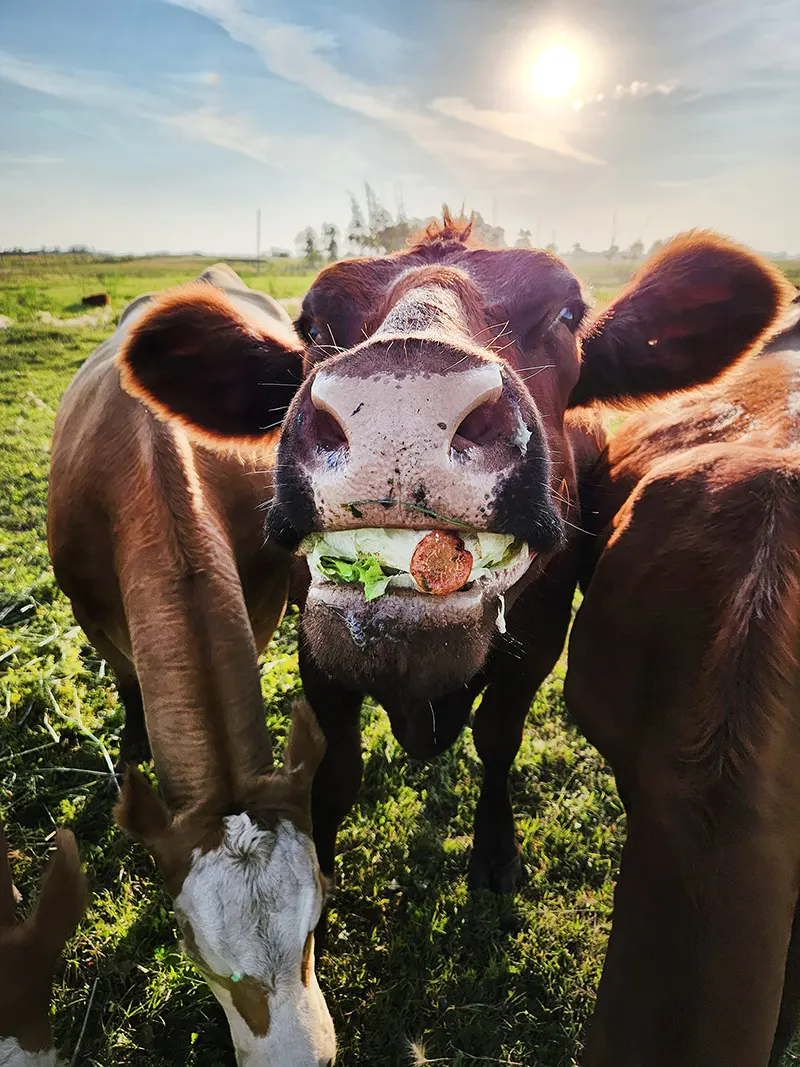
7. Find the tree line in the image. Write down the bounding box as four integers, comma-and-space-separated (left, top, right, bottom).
295, 185, 667, 267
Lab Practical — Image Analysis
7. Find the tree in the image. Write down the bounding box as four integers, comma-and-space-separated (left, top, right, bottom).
295, 227, 321, 266
471, 212, 506, 248
515, 229, 533, 248
545, 240, 558, 255
346, 195, 368, 255
603, 242, 620, 262
321, 223, 339, 262
570, 242, 585, 257
625, 239, 645, 261
647, 239, 665, 258
364, 183, 392, 251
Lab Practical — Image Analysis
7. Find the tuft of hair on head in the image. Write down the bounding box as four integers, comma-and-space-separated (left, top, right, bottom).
412, 206, 476, 248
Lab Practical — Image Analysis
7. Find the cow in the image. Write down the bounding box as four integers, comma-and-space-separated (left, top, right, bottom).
81, 292, 111, 307
565, 294, 800, 1063
47, 265, 336, 1067
0, 817, 88, 1066
113, 216, 791, 903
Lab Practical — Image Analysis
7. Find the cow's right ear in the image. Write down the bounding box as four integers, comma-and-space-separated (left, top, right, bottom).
116, 283, 305, 447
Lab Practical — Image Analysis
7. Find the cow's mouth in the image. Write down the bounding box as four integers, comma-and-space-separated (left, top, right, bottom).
298, 528, 537, 699
298, 529, 535, 635
301, 527, 534, 620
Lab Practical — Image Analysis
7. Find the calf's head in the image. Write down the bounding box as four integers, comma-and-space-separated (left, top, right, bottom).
0, 819, 88, 1065
115, 700, 335, 1067
117, 222, 790, 704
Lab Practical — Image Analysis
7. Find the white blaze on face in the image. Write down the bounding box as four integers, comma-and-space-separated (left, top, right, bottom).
174, 815, 335, 1067
0, 1038, 58, 1067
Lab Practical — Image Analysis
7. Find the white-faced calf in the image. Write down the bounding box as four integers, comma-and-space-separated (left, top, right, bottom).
48, 266, 335, 1066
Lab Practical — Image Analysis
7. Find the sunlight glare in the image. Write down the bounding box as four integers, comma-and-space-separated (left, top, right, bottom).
531, 45, 580, 98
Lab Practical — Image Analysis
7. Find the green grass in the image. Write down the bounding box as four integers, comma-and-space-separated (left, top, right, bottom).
0, 253, 318, 323
1, 256, 799, 1066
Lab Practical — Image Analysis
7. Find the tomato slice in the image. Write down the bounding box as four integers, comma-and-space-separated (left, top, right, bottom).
410, 531, 473, 595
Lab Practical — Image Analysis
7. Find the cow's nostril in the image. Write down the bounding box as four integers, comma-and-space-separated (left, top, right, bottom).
452, 400, 502, 450
312, 407, 349, 452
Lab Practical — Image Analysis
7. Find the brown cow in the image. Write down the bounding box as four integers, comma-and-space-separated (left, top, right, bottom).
0, 817, 88, 1066
566, 309, 800, 1062
47, 265, 336, 1067
114, 218, 790, 901
81, 292, 111, 308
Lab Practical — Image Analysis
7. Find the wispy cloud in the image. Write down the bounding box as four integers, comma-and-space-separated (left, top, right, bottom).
0, 49, 322, 169
430, 97, 602, 165
168, 70, 223, 85
572, 81, 676, 111
161, 0, 592, 170
0, 49, 157, 114
164, 105, 358, 168
2, 152, 62, 165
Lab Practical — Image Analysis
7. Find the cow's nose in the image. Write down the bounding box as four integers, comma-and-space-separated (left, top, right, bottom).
309, 363, 504, 456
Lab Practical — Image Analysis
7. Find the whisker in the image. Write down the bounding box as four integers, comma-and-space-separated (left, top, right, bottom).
520, 366, 556, 382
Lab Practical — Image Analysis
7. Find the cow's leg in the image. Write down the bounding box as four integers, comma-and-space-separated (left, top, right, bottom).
469, 556, 577, 894
770, 899, 800, 1065
299, 638, 364, 884
116, 678, 151, 768
582, 805, 799, 1067
74, 614, 151, 769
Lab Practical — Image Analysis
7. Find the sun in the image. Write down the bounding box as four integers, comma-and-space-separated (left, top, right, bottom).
531, 45, 580, 98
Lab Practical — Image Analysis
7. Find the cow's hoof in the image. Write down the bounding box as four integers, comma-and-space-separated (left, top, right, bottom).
467, 850, 523, 894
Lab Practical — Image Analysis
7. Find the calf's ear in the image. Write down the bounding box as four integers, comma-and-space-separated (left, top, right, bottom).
569, 231, 794, 407
28, 830, 88, 960
116, 283, 305, 446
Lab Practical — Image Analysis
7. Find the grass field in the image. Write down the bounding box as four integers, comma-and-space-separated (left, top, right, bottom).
1, 253, 798, 1067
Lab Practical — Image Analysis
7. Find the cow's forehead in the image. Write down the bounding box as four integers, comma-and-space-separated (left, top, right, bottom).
175, 815, 322, 981
309, 246, 581, 312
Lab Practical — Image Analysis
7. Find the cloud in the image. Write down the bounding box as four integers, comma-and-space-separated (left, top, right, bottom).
161, 0, 589, 170
164, 105, 359, 169
430, 97, 602, 165
612, 81, 675, 99
2, 153, 62, 165
0, 49, 158, 114
571, 81, 676, 111
0, 49, 324, 170
168, 70, 223, 85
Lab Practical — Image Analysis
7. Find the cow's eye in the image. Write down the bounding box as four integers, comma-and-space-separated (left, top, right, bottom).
308, 322, 323, 343
556, 304, 582, 332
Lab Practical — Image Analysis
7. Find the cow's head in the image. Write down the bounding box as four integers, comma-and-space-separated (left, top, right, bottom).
0, 820, 88, 1065
117, 220, 791, 705
115, 700, 335, 1067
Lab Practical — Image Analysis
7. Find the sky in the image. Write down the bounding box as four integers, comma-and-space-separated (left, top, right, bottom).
0, 0, 798, 255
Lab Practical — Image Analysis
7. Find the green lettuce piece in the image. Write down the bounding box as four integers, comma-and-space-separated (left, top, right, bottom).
317, 554, 392, 601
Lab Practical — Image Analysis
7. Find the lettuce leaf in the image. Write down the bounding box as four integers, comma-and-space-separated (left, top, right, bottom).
317, 554, 392, 601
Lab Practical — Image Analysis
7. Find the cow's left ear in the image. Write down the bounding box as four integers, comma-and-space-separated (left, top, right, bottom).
569, 232, 794, 408
116, 283, 305, 447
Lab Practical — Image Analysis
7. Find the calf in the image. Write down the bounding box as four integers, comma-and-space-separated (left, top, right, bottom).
47, 265, 335, 1066
0, 818, 87, 1066
566, 318, 800, 1062
115, 220, 789, 896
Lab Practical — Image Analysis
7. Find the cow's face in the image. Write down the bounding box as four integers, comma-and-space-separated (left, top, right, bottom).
117, 224, 792, 704
273, 249, 585, 698
116, 705, 336, 1067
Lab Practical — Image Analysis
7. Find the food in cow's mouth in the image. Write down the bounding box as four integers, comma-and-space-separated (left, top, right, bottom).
300, 528, 529, 600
